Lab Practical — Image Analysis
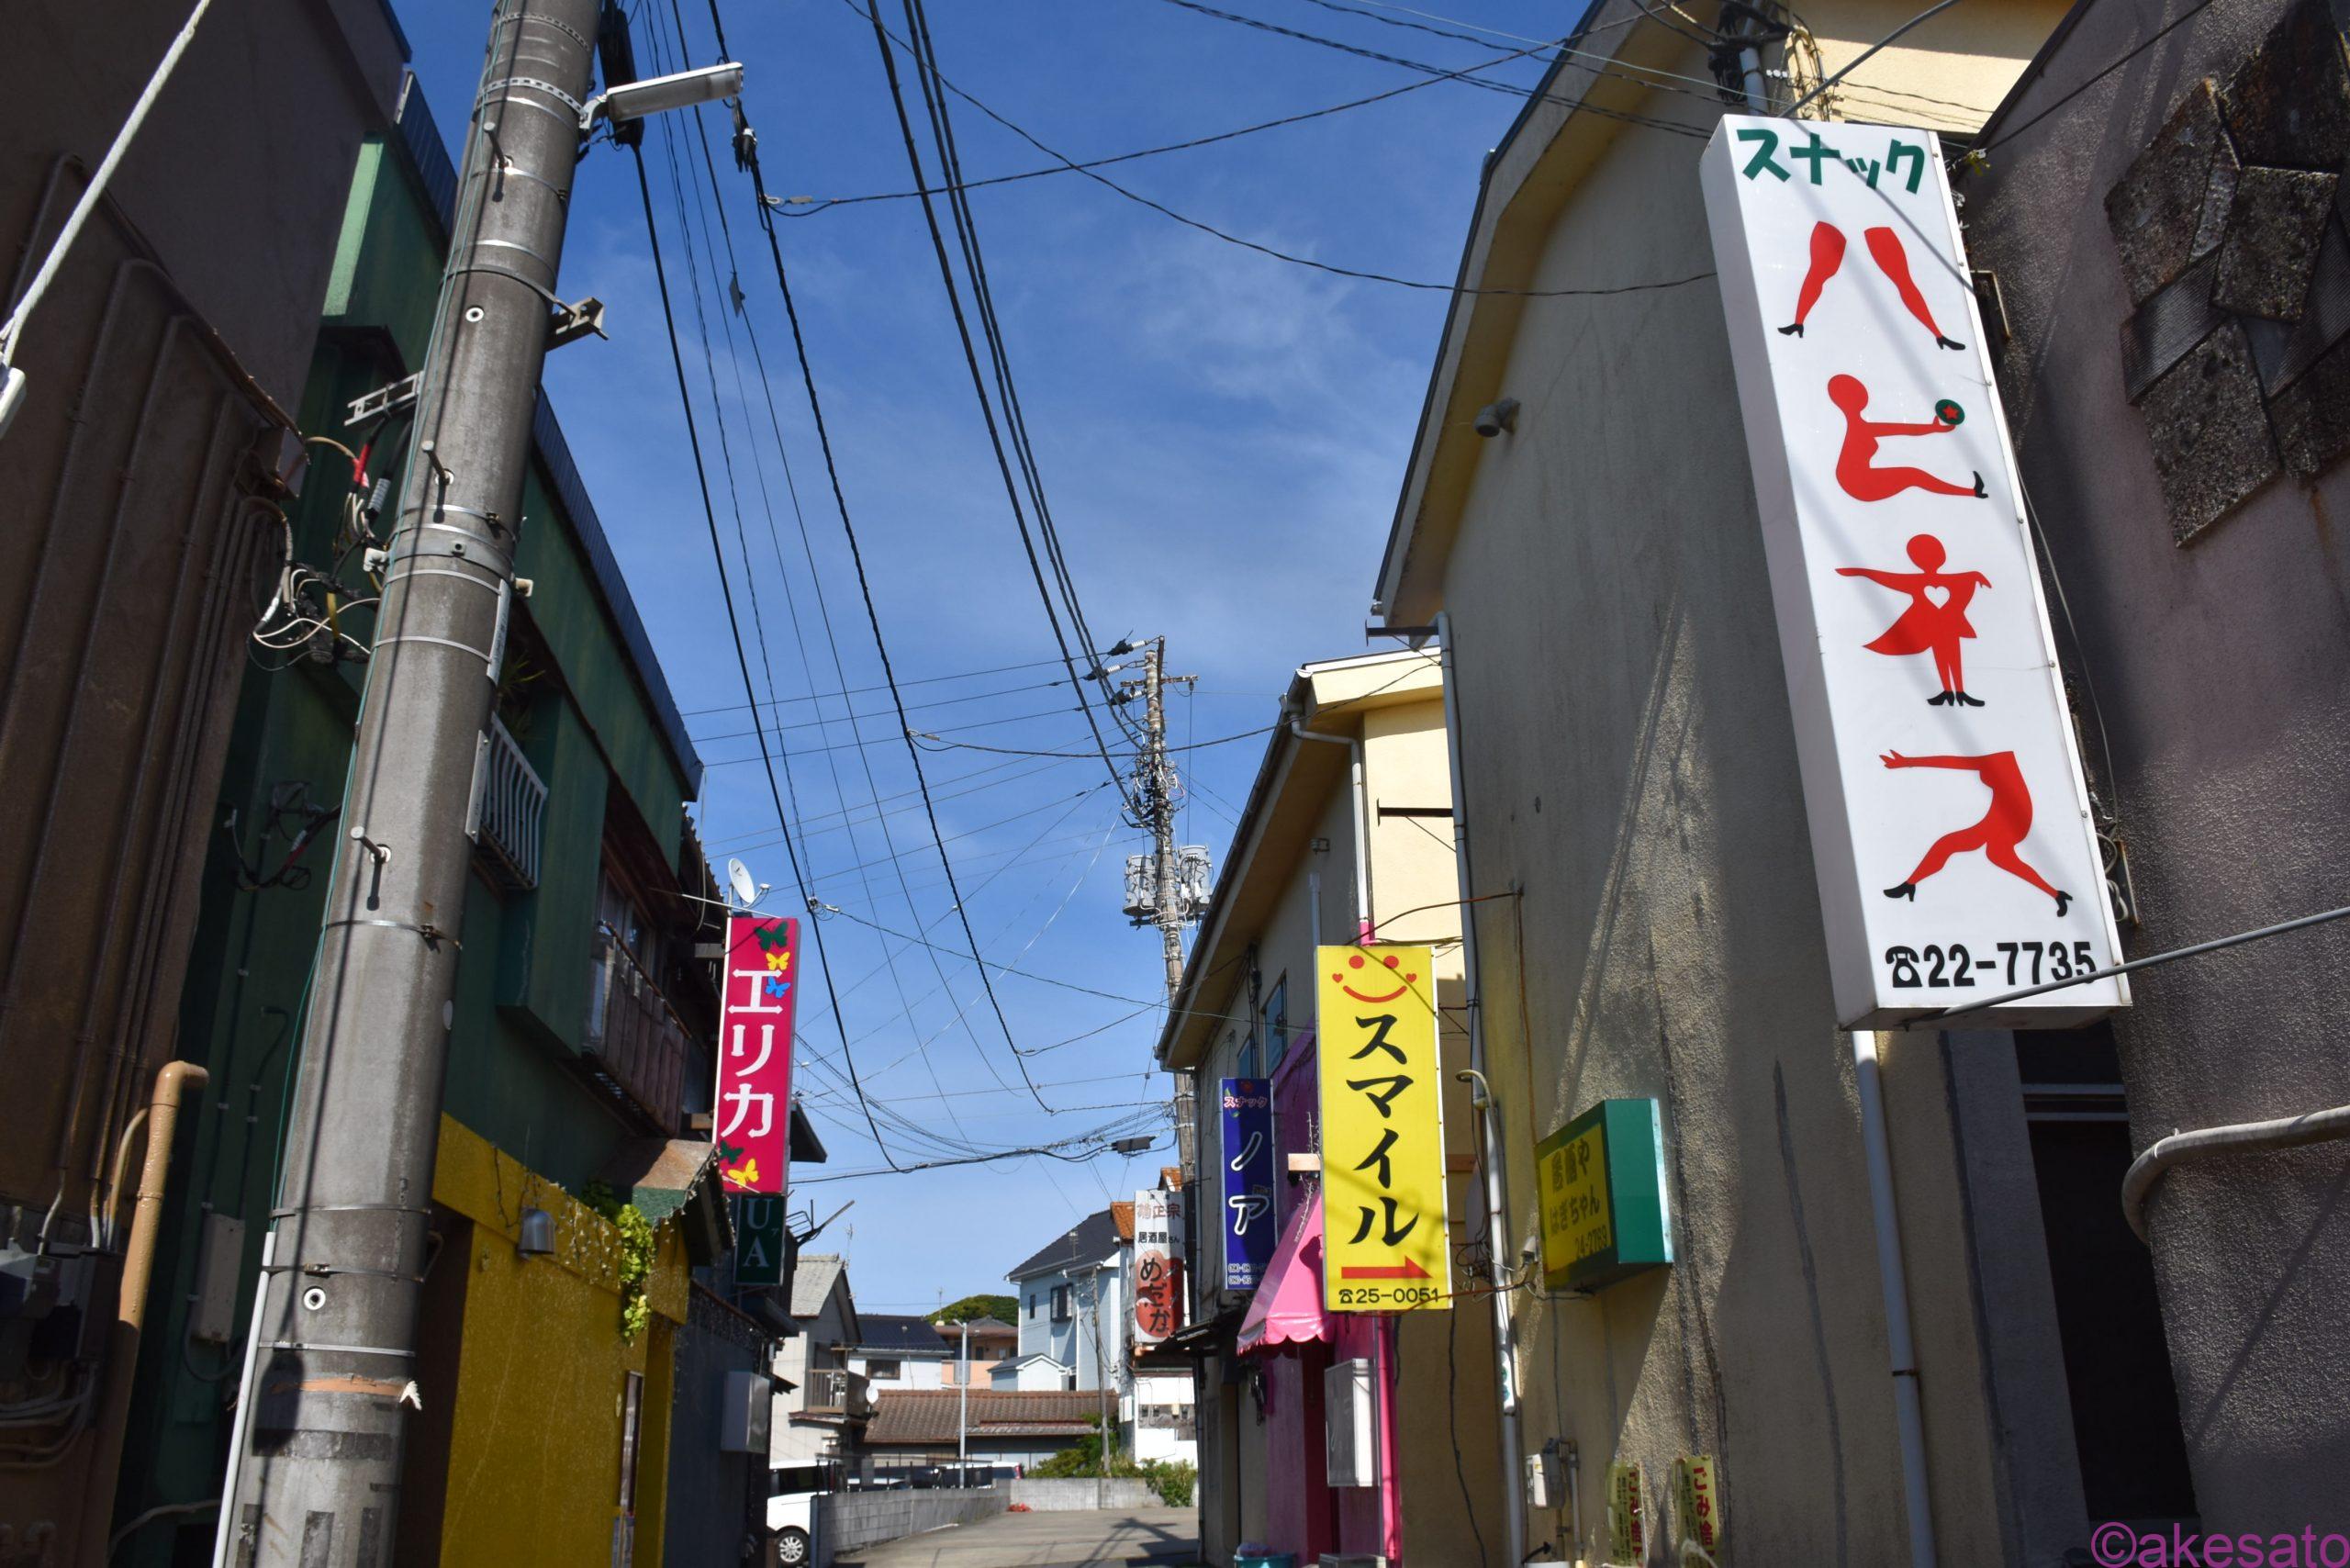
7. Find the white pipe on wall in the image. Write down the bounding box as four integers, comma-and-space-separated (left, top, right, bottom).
1854, 1030, 1938, 1568
1288, 717, 1368, 935
1431, 612, 1528, 1568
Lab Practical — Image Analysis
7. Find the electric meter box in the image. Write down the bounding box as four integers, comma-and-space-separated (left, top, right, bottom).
719, 1368, 772, 1453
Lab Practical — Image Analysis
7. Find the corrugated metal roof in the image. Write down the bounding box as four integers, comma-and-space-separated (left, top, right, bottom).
864, 1390, 1102, 1446
789, 1253, 847, 1321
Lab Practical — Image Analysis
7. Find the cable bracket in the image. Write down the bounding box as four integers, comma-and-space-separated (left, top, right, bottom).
345, 372, 421, 429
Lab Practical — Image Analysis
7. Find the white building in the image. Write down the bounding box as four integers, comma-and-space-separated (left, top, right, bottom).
845, 1314, 956, 1392
1003, 1186, 1197, 1468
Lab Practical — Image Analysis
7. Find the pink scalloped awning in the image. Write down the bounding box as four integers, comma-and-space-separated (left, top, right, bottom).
1236, 1192, 1331, 1355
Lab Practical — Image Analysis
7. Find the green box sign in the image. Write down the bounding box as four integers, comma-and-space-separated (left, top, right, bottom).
1536, 1099, 1673, 1292
733, 1195, 788, 1287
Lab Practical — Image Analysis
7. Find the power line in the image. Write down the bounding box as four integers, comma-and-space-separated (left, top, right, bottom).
911, 722, 1277, 759
651, 0, 1025, 1118
775, 29, 1561, 215
1975, 0, 2221, 154
627, 136, 900, 1168
678, 654, 1076, 717
874, 0, 1144, 819
699, 704, 1109, 767
729, 24, 1071, 1106
847, 0, 1719, 298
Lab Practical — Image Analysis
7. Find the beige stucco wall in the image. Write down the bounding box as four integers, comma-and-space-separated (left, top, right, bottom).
1378, 2, 2086, 1562
1184, 684, 1509, 1564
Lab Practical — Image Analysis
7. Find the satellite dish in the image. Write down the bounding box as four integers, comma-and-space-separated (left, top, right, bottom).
726, 857, 761, 910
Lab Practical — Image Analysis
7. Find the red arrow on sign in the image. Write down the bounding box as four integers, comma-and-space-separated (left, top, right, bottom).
1339, 1257, 1431, 1281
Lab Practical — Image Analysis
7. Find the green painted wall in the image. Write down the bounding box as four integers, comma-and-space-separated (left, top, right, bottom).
113, 128, 703, 1564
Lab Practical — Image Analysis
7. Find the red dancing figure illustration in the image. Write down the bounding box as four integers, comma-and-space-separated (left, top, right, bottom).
1830, 375, 1986, 502
1836, 534, 1991, 706
1880, 750, 2072, 915
1780, 221, 1966, 351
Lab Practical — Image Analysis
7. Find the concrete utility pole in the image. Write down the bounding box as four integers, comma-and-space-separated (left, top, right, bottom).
957, 1318, 969, 1479
1122, 641, 1199, 1175
221, 3, 599, 1559
1138, 639, 1192, 1002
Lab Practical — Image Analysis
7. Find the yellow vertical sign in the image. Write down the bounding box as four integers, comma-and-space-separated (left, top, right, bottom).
1317, 945, 1449, 1312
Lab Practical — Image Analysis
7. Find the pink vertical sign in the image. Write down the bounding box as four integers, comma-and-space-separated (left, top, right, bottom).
717, 915, 798, 1194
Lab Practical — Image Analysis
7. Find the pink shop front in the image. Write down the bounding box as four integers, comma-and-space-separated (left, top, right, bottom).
1225, 1032, 1405, 1566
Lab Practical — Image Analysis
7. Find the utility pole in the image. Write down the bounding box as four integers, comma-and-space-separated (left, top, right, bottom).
219, 4, 602, 1559
1138, 638, 1192, 1001
957, 1318, 969, 1482
1119, 640, 1199, 1170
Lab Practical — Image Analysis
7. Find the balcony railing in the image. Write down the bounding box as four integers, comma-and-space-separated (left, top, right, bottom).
581, 924, 694, 1134
803, 1367, 873, 1418
469, 714, 545, 890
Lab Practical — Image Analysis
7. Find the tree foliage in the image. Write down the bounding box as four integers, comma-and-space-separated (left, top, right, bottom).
930, 1294, 1017, 1325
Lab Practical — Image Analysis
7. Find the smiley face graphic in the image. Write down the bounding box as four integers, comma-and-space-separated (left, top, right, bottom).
1331, 950, 1419, 1004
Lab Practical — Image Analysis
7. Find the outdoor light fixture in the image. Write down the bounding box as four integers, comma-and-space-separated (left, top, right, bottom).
517, 1206, 554, 1257
1473, 397, 1520, 438
581, 62, 744, 130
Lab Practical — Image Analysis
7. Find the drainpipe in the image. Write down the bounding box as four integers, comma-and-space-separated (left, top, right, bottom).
1287, 714, 1370, 937
1854, 1032, 1937, 1568
2123, 1104, 2350, 1242
1430, 613, 1528, 1568
79, 1060, 207, 1565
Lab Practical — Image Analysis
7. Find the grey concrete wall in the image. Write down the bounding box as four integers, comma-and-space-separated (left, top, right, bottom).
1008, 1477, 1161, 1511
1418, 27, 2083, 1567
1960, 0, 2350, 1531
814, 1488, 1007, 1565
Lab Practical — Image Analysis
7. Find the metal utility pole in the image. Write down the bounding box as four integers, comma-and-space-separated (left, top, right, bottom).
957, 1318, 969, 1479
221, 3, 599, 1558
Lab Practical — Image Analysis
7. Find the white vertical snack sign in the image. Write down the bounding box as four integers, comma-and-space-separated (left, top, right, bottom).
1701, 116, 2129, 1028
1132, 1188, 1184, 1346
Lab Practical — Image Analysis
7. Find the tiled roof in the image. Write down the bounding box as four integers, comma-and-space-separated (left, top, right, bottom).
789, 1254, 846, 1321
856, 1314, 952, 1355
1005, 1207, 1121, 1282
1112, 1201, 1135, 1242
1160, 1166, 1183, 1190
865, 1390, 1102, 1446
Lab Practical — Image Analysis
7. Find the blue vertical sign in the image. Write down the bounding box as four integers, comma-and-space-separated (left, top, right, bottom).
1219, 1078, 1275, 1290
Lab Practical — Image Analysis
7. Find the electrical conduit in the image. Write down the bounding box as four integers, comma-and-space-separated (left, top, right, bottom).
78, 1060, 207, 1565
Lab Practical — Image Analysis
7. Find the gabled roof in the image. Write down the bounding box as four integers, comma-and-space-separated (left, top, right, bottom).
1005, 1207, 1122, 1282
1111, 1201, 1135, 1243
865, 1390, 1100, 1446
856, 1314, 953, 1355
789, 1254, 848, 1322
957, 1316, 1017, 1338
1159, 1166, 1183, 1191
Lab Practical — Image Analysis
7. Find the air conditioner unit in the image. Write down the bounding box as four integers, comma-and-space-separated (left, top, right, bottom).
1324, 1358, 1378, 1488
719, 1368, 772, 1453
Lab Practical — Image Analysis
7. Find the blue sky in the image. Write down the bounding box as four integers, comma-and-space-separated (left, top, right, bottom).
391, 0, 1561, 1316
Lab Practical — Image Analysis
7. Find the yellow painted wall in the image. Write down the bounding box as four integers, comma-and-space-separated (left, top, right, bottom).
429, 1116, 691, 1566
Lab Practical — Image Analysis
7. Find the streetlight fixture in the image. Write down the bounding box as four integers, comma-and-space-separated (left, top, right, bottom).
580, 62, 744, 130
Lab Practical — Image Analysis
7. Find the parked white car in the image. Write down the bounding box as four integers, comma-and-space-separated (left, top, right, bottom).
766, 1489, 817, 1566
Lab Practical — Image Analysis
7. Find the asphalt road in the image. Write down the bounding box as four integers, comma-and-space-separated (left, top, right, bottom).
832, 1506, 1202, 1568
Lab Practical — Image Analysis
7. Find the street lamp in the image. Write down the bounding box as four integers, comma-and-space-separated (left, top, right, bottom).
580, 62, 743, 130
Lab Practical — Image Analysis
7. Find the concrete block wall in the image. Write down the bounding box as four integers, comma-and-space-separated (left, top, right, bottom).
1007, 1477, 1161, 1511
814, 1487, 1006, 1565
